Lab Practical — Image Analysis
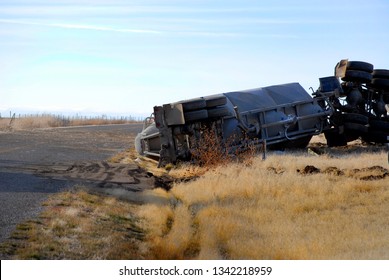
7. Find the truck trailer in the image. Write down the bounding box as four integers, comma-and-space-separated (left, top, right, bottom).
135, 60, 389, 166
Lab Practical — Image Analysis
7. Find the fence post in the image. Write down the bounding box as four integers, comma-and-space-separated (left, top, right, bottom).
387, 140, 389, 165
262, 139, 267, 160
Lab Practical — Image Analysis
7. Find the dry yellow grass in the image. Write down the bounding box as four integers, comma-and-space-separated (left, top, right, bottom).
137, 150, 389, 259
2, 116, 60, 130
0, 114, 138, 131
2, 139, 388, 260
0, 189, 147, 259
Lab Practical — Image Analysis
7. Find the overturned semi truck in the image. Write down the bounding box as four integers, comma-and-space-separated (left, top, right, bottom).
135, 60, 389, 166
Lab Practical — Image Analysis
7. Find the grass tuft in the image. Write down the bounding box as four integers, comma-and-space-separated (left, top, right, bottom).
0, 190, 148, 259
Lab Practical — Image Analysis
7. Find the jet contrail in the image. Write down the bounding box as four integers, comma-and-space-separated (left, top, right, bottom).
0, 19, 162, 34
0, 18, 296, 38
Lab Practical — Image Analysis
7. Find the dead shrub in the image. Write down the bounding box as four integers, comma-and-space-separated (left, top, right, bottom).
190, 126, 259, 168
190, 127, 232, 167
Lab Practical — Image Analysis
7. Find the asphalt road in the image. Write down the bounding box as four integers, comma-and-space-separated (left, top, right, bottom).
0, 123, 143, 244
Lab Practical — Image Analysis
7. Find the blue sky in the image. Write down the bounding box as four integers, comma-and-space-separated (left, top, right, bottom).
1, 0, 389, 117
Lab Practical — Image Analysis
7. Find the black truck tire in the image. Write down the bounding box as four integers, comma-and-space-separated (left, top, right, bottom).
363, 131, 389, 144
207, 106, 232, 118
269, 135, 313, 150
205, 95, 227, 108
287, 136, 313, 149
342, 113, 369, 125
325, 129, 347, 147
383, 94, 389, 104
344, 122, 368, 134
184, 109, 208, 122
369, 120, 389, 132
341, 70, 372, 83
180, 99, 207, 112
372, 69, 389, 79
346, 61, 374, 73
371, 78, 389, 90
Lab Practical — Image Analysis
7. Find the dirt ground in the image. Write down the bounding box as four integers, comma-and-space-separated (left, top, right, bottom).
0, 124, 149, 244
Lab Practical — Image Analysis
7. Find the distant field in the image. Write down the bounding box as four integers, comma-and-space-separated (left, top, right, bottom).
1, 137, 389, 260
0, 114, 141, 131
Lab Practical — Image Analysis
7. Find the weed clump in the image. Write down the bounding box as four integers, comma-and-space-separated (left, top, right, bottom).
190, 127, 258, 168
